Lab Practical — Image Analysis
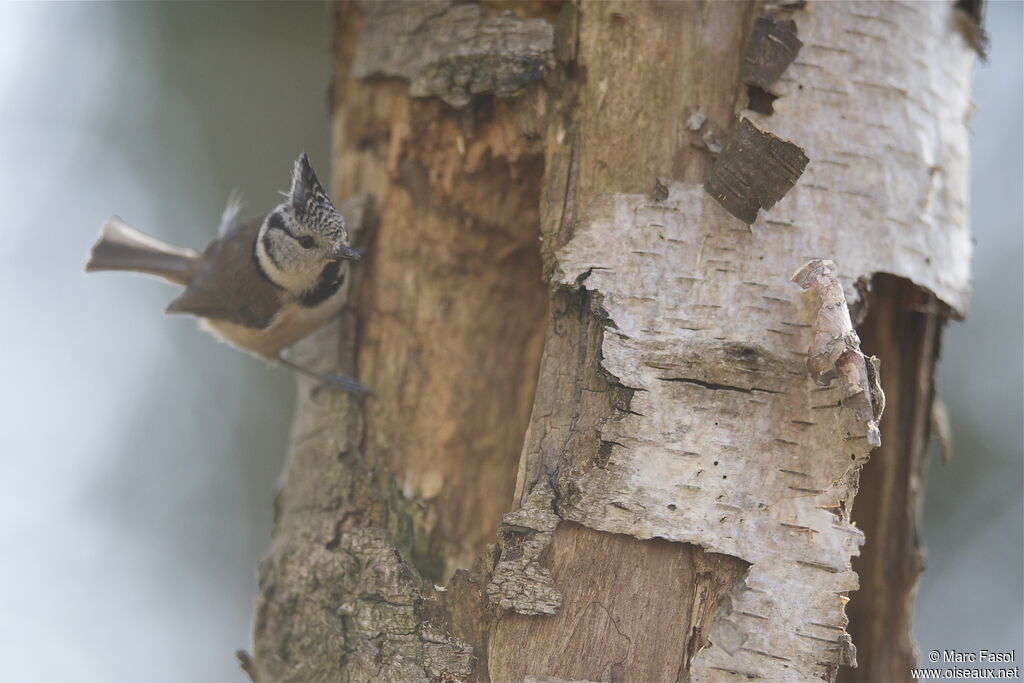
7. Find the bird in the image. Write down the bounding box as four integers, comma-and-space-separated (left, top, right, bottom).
86, 153, 368, 393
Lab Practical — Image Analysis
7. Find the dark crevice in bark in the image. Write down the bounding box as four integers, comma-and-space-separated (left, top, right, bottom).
746, 84, 777, 115
656, 376, 784, 395
840, 274, 948, 683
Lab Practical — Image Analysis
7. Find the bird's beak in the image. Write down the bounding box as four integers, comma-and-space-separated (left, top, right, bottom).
334, 244, 361, 261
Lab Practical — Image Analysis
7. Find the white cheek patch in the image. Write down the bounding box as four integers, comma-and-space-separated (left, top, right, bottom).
255, 231, 318, 296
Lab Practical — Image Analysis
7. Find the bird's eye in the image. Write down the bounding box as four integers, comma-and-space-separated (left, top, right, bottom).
298, 235, 316, 249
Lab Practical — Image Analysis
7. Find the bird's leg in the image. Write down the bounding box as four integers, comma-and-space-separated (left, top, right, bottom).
275, 355, 371, 395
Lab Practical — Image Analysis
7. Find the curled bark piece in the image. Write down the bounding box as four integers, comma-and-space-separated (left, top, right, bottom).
487, 481, 562, 616
792, 259, 885, 447
954, 0, 989, 59
351, 0, 555, 107
931, 396, 954, 463
652, 177, 670, 202
236, 650, 258, 682
705, 117, 809, 225
839, 633, 859, 668
741, 15, 803, 89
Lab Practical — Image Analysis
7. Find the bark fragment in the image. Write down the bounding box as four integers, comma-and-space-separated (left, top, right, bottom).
705, 117, 809, 224
931, 396, 953, 463
351, 0, 554, 107
792, 259, 885, 447
953, 0, 989, 58
487, 481, 562, 616
741, 15, 803, 90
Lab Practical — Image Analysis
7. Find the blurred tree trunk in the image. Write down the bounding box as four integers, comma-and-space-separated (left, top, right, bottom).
247, 2, 976, 681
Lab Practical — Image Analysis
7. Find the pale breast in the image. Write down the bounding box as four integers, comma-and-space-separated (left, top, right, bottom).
199, 272, 350, 359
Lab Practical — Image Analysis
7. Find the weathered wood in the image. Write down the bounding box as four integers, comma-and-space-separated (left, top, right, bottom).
337, 4, 551, 587
490, 523, 749, 682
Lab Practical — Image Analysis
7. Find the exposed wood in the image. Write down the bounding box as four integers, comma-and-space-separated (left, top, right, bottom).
336, 2, 551, 585
490, 523, 749, 682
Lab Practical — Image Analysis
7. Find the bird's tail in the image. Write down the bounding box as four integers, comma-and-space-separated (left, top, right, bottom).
86, 216, 199, 286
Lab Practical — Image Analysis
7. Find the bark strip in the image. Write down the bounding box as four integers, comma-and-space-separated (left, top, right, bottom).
741, 15, 803, 90
705, 117, 809, 224
792, 258, 884, 447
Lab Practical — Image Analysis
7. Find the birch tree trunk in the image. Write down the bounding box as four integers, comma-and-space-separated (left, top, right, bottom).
247, 2, 977, 681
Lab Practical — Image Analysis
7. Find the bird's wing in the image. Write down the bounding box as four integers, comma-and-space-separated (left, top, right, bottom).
166, 216, 283, 329
166, 287, 259, 326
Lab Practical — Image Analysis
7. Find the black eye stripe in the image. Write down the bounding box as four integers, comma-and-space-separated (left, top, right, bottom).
267, 213, 286, 232
261, 230, 281, 268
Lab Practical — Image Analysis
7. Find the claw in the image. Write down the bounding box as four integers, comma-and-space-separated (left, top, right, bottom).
276, 356, 371, 396
318, 373, 372, 395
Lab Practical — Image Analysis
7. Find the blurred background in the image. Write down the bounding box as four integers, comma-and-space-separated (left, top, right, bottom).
914, 0, 1023, 660
0, 3, 327, 681
0, 2, 1018, 681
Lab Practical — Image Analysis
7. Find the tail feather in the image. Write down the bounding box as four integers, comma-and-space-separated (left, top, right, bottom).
86, 216, 199, 286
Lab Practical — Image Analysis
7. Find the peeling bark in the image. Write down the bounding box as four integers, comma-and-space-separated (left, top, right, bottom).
705, 117, 809, 224
487, 481, 562, 616
550, 182, 872, 680
792, 259, 884, 447
249, 2, 975, 681
741, 15, 803, 90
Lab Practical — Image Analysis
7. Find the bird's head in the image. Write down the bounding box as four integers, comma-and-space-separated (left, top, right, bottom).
256, 154, 359, 298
